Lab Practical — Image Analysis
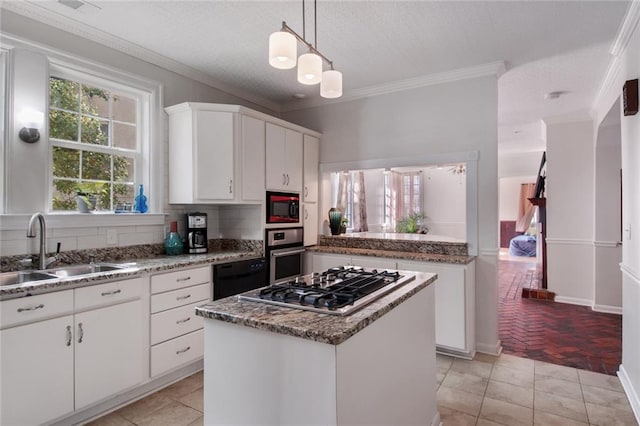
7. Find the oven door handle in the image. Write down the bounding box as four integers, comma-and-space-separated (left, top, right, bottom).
271, 248, 306, 257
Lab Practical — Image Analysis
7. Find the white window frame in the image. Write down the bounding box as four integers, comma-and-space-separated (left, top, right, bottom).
0, 48, 7, 214
0, 33, 164, 227
48, 65, 147, 212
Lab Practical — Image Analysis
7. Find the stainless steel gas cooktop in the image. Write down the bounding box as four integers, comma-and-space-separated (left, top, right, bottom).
238, 266, 415, 316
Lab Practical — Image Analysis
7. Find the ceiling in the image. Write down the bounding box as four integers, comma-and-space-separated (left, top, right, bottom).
1, 0, 632, 156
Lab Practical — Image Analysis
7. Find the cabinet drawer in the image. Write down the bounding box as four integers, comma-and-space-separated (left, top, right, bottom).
75, 278, 143, 312
151, 266, 211, 294
1, 290, 73, 329
151, 299, 206, 345
151, 283, 210, 313
150, 329, 204, 377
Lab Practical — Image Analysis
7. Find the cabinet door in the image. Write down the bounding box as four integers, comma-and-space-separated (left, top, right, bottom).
265, 123, 287, 190
303, 135, 319, 202
1, 315, 74, 425
241, 115, 265, 201
74, 299, 145, 409
284, 128, 303, 192
397, 260, 467, 352
195, 111, 234, 200
303, 202, 318, 246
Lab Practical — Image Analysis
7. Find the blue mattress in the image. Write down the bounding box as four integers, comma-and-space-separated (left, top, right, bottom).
509, 234, 537, 257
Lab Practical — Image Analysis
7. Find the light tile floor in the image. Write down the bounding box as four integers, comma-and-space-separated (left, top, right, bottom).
437, 353, 638, 426
87, 353, 638, 426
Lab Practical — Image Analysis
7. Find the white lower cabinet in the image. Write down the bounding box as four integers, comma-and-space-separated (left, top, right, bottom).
303, 202, 318, 246
0, 277, 146, 424
149, 266, 210, 377
74, 298, 145, 409
1, 313, 75, 425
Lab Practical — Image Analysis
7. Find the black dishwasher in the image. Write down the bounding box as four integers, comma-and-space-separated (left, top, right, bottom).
213, 257, 267, 300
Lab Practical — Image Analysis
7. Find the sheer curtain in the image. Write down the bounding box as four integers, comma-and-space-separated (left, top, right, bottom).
515, 183, 536, 232
335, 171, 368, 232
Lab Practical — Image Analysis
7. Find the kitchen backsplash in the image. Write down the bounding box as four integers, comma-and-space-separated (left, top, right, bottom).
1, 238, 263, 272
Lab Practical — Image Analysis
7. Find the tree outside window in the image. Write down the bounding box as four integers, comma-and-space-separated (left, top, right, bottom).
49, 76, 138, 211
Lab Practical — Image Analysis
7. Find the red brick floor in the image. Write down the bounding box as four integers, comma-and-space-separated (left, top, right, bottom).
498, 258, 622, 376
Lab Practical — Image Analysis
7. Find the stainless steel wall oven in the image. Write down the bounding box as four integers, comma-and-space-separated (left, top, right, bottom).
266, 227, 304, 284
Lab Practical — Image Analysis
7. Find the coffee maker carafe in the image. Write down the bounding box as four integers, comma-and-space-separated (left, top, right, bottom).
186, 212, 208, 254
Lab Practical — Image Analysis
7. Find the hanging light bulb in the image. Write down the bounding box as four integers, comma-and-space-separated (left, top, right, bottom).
297, 52, 322, 85
269, 30, 297, 69
320, 69, 342, 98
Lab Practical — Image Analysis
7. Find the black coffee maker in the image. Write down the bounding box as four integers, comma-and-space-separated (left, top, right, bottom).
186, 212, 208, 254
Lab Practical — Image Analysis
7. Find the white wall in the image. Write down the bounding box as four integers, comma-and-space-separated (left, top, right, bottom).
591, 7, 640, 418
498, 151, 543, 178
0, 10, 271, 256
594, 122, 622, 312
283, 75, 501, 355
545, 119, 595, 305
423, 167, 466, 239
499, 176, 536, 221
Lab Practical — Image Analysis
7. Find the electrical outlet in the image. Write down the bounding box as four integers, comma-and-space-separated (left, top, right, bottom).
106, 229, 118, 245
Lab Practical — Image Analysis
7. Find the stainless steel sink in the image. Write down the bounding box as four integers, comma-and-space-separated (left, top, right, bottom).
48, 264, 127, 277
0, 271, 58, 286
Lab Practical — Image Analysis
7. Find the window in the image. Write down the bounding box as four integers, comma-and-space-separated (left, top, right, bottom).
48, 71, 145, 212
384, 170, 423, 230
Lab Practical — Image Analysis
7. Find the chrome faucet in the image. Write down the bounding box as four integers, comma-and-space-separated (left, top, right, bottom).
27, 212, 55, 270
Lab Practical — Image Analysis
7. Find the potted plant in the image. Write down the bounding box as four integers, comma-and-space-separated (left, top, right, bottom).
396, 212, 429, 234
76, 183, 98, 213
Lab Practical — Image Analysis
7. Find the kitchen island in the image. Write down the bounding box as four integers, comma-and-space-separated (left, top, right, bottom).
195, 270, 439, 426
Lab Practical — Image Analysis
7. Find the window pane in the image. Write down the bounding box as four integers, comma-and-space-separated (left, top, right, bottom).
112, 94, 137, 123
92, 182, 111, 211
80, 116, 109, 145
113, 155, 134, 182
113, 183, 134, 208
49, 77, 79, 111
52, 147, 79, 179
82, 151, 111, 180
51, 179, 78, 211
49, 110, 78, 141
81, 85, 110, 118
113, 122, 136, 150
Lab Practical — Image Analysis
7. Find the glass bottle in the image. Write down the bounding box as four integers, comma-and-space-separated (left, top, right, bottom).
164, 221, 183, 255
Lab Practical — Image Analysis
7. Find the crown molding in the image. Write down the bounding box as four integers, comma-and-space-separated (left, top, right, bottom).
593, 0, 640, 114
0, 1, 282, 113
281, 61, 506, 112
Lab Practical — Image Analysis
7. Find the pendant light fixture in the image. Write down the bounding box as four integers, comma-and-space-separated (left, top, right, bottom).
268, 0, 342, 98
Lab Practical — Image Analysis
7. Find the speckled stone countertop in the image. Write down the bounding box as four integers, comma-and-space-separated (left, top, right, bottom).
0, 250, 261, 300
307, 245, 475, 265
195, 271, 437, 345
318, 234, 469, 256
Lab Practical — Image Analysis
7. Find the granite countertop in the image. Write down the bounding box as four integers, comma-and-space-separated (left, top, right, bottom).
195, 271, 437, 345
0, 250, 262, 300
306, 245, 475, 265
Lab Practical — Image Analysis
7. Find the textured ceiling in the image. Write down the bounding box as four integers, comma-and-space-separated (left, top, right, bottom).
1, 0, 632, 154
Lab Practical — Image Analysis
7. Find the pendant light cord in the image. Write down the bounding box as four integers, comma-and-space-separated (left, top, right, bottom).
314, 0, 317, 49
302, 0, 306, 41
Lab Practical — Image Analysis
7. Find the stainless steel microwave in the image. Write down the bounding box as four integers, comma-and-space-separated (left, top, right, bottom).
266, 191, 300, 224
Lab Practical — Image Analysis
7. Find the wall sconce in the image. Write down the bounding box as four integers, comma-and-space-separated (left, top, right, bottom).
18, 108, 44, 143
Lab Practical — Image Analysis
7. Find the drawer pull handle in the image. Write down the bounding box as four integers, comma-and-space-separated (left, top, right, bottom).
176, 277, 191, 282
17, 304, 44, 313
176, 294, 191, 301
66, 325, 72, 346
101, 289, 122, 296
176, 346, 191, 355
78, 322, 84, 344
176, 317, 191, 324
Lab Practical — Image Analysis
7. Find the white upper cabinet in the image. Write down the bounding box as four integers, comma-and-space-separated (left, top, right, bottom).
303, 134, 319, 203
241, 115, 266, 202
266, 123, 303, 193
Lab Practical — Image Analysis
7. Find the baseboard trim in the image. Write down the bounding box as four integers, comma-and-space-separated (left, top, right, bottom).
475, 340, 503, 356
592, 304, 623, 315
618, 364, 640, 424
436, 345, 475, 360
554, 296, 593, 307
